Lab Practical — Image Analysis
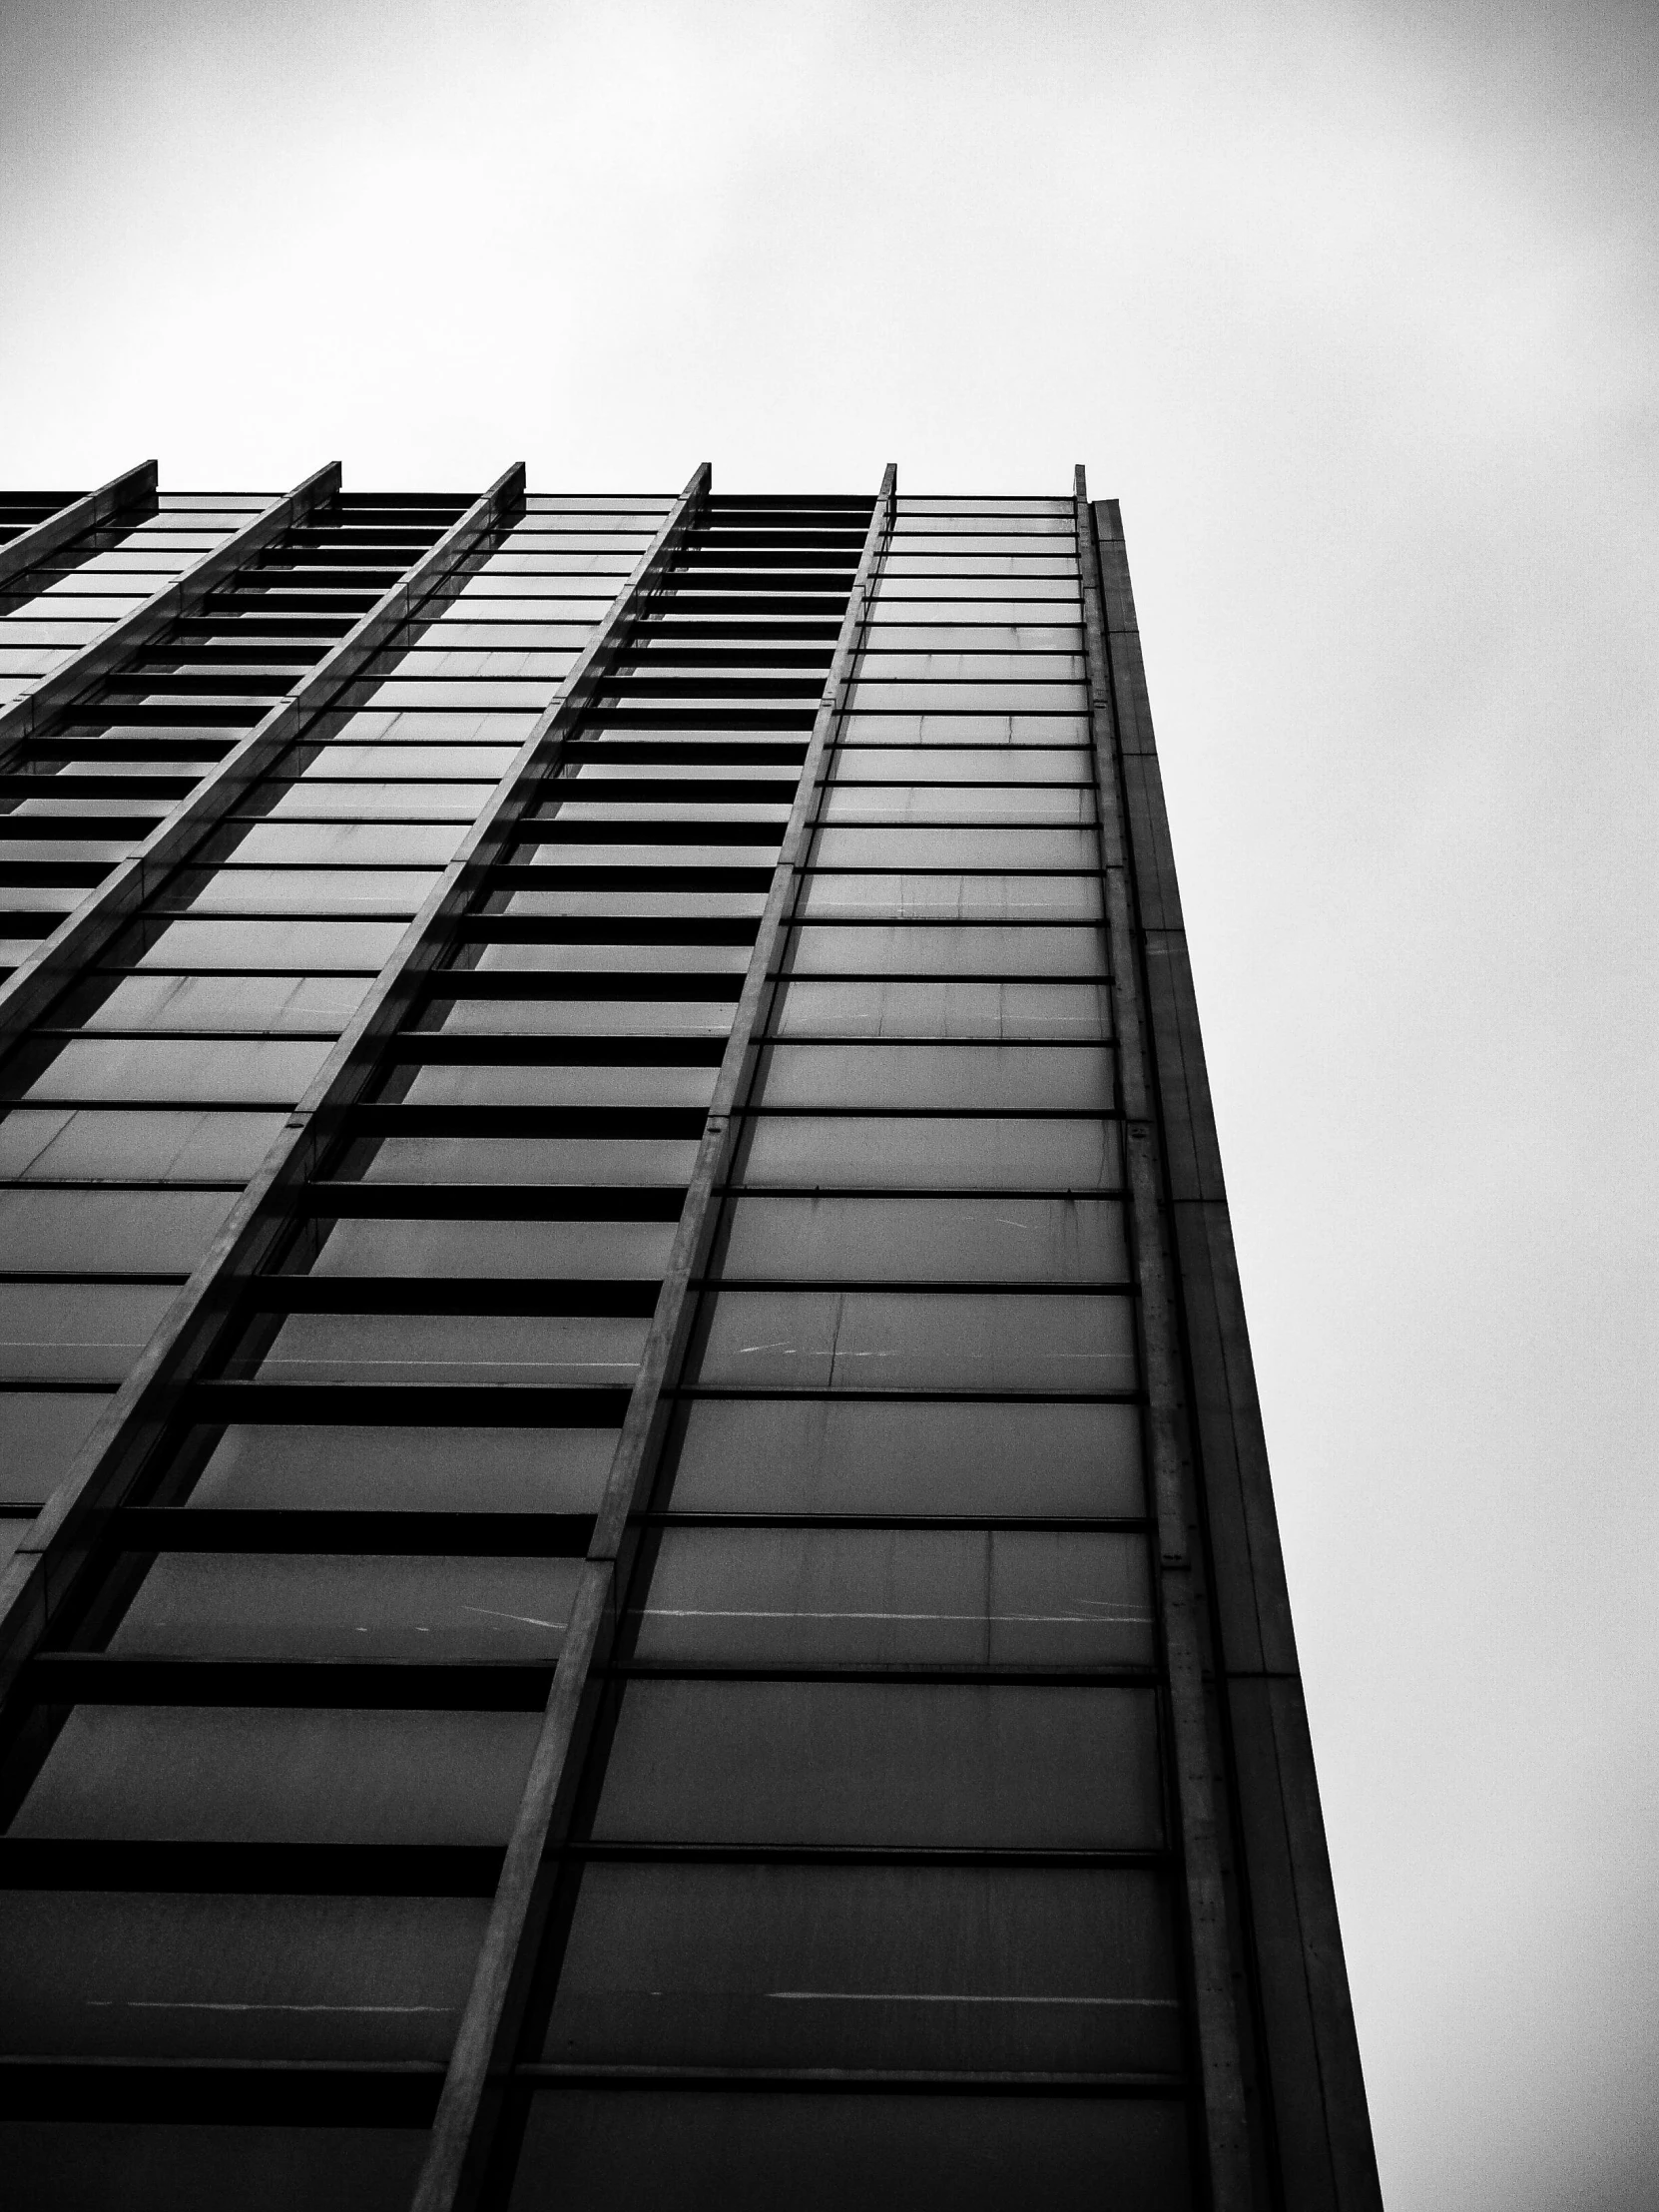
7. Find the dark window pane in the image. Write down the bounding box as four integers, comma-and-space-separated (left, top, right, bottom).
785, 922, 1105, 976
544, 1863, 1179, 2072
362, 1138, 700, 1186
774, 979, 1107, 1039
824, 783, 1091, 824
0, 1188, 234, 1274
630, 1528, 1152, 1666
179, 866, 434, 917
689, 1290, 1136, 1393
111, 1553, 581, 1660
736, 1114, 1119, 1190
814, 827, 1096, 870
0, 2122, 425, 2212
0, 1282, 175, 1384
229, 824, 466, 867
255, 1312, 649, 1388
137, 919, 405, 969
0, 1389, 109, 1504
714, 1196, 1127, 1284
795, 872, 1100, 922
313, 1218, 674, 1281
507, 2090, 1190, 2212
0, 1108, 285, 1182
11, 1706, 540, 1844
664, 1398, 1143, 1517
750, 1043, 1112, 1112
402, 1065, 714, 1111
593, 1682, 1162, 1847
21, 1037, 328, 1106
189, 1423, 616, 1514
0, 1890, 484, 2061
426, 996, 733, 1039
85, 973, 371, 1033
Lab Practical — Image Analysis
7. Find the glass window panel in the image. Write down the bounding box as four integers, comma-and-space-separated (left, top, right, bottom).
400, 1064, 716, 1111
795, 872, 1100, 922
0, 1188, 235, 1273
266, 781, 495, 821
815, 827, 1095, 870
426, 996, 735, 1039
831, 746, 1089, 783
111, 1554, 581, 1661
880, 557, 1077, 581
254, 1312, 649, 1388
83, 972, 370, 1033
822, 785, 1092, 825
0, 2121, 425, 2212
20, 1037, 329, 1104
0, 1389, 109, 1503
313, 1217, 676, 1280
857, 651, 1085, 682
361, 1137, 699, 1186
0, 1107, 284, 1182
735, 1114, 1119, 1190
630, 1528, 1152, 1666
506, 2091, 1189, 2212
773, 979, 1108, 1039
593, 1682, 1161, 1848
11, 1706, 541, 1844
189, 1423, 617, 1514
750, 1042, 1113, 1112
296, 745, 517, 779
522, 839, 774, 871
0, 1891, 485, 2062
544, 1863, 1178, 2073
689, 1289, 1136, 1393
859, 601, 1078, 625
859, 628, 1083, 653
663, 1397, 1143, 1516
227, 824, 467, 867
178, 866, 434, 915
848, 684, 1086, 717
474, 940, 752, 974
136, 918, 404, 969
839, 708, 1090, 738
503, 889, 766, 922
715, 1195, 1126, 1283
0, 1281, 176, 1383
785, 922, 1105, 976
355, 682, 555, 714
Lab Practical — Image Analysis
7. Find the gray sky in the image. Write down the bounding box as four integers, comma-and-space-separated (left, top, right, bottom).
3, 3, 1656, 2202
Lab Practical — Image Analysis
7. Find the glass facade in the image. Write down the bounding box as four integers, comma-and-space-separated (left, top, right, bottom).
0, 468, 1379, 2212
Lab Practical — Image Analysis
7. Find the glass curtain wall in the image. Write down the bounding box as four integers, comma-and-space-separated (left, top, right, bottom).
0, 491, 871, 2210
480, 497, 1196, 2211
0, 494, 665, 1552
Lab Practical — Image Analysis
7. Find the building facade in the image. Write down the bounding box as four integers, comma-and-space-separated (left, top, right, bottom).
0, 462, 1380, 2210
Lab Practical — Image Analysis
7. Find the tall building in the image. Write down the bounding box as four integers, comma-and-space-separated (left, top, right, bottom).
0, 462, 1380, 2210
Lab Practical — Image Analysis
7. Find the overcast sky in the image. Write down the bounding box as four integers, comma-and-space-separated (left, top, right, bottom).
2, 3, 1656, 2204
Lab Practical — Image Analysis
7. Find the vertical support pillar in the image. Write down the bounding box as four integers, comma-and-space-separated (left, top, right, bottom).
1083, 480, 1382, 2210
1075, 468, 1256, 2209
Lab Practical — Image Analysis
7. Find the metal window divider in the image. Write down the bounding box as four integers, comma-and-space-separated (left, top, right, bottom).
0, 460, 524, 1051
0, 462, 713, 1697
407, 462, 897, 2212
0, 459, 160, 596
1074, 465, 1255, 2212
